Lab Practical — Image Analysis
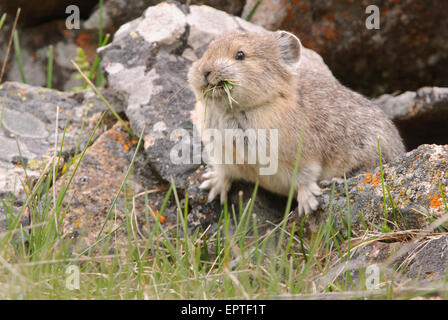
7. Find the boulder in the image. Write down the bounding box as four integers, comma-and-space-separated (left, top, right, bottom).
306, 144, 448, 237
84, 0, 246, 34
0, 1, 248, 92
321, 235, 448, 290
54, 122, 174, 253
0, 81, 115, 232
0, 0, 97, 27
375, 87, 448, 151
0, 17, 99, 91
242, 0, 448, 97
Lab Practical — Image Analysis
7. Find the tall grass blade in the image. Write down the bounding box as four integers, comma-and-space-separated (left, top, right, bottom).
0, 13, 6, 31
46, 45, 53, 88
13, 30, 26, 83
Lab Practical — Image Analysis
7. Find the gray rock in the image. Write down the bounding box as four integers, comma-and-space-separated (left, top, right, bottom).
0, 81, 113, 206
321, 235, 448, 289
0, 19, 86, 91
84, 0, 246, 34
404, 235, 448, 282
53, 122, 173, 253
375, 87, 448, 150
305, 144, 448, 237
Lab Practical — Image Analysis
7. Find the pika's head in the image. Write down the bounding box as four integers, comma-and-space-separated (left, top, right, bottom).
188, 30, 302, 109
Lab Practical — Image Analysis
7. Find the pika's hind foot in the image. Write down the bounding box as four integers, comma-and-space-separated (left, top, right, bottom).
199, 167, 232, 204
297, 182, 322, 216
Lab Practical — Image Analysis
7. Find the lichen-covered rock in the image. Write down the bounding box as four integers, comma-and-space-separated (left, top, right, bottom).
306, 144, 448, 237
322, 235, 448, 289
0, 81, 114, 204
375, 87, 448, 150
84, 0, 246, 33
54, 122, 173, 253
403, 235, 448, 282
242, 0, 448, 97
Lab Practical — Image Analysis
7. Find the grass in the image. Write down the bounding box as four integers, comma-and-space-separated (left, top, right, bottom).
0, 1, 447, 299
13, 30, 26, 84
46, 45, 53, 89
246, 0, 262, 22
0, 103, 447, 299
71, 59, 135, 139
0, 13, 6, 31
0, 8, 20, 83
2, 0, 108, 90
1, 54, 447, 298
202, 80, 239, 109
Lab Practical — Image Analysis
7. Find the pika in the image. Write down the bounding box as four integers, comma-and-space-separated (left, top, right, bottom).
187, 30, 405, 215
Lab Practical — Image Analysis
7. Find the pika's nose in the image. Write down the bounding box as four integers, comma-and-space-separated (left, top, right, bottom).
203, 71, 211, 81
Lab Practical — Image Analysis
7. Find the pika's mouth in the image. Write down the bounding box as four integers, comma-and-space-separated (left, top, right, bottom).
201, 80, 239, 108
202, 81, 225, 96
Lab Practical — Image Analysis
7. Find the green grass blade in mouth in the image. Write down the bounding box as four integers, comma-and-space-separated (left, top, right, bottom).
222, 80, 239, 109
223, 82, 233, 109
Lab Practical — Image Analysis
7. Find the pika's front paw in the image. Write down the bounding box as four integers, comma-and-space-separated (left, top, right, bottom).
199, 168, 232, 204
297, 183, 322, 216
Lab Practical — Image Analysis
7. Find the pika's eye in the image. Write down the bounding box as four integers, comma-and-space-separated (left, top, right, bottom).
235, 51, 245, 60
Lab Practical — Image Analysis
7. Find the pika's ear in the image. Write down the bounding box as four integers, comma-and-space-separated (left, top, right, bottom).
275, 31, 302, 68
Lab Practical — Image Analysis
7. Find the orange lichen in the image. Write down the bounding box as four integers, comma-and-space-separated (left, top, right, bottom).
430, 194, 443, 209
108, 128, 134, 151
323, 26, 337, 40
76, 32, 96, 60
362, 173, 372, 184
372, 172, 381, 188
74, 217, 81, 228
76, 32, 92, 47
362, 172, 381, 187
148, 204, 166, 224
